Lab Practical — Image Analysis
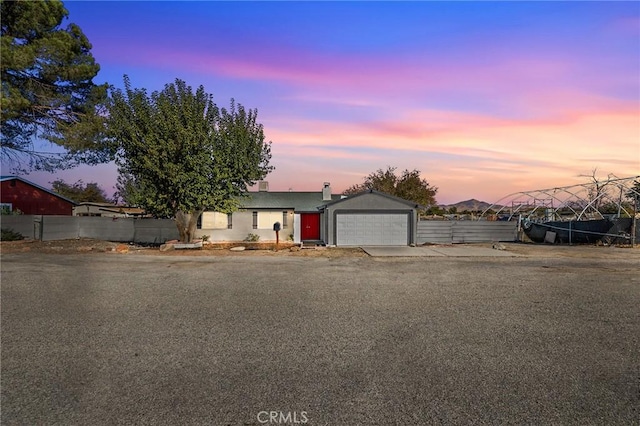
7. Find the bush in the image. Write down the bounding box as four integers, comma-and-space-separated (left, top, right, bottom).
1, 228, 24, 241
244, 233, 260, 242
1, 207, 23, 215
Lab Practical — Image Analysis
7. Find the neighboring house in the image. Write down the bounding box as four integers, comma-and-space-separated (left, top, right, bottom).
322, 190, 420, 246
0, 176, 76, 215
197, 182, 342, 243
73, 202, 147, 218
197, 183, 420, 246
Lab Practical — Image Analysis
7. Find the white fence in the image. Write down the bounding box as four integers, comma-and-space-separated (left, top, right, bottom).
417, 220, 518, 244
1, 216, 178, 244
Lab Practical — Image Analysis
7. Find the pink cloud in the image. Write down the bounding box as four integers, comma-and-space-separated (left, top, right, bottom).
263, 105, 639, 202
99, 38, 587, 102
89, 27, 637, 203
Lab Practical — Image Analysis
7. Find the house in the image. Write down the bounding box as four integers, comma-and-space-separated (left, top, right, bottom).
197, 183, 420, 246
196, 182, 342, 243
73, 202, 147, 218
0, 176, 76, 215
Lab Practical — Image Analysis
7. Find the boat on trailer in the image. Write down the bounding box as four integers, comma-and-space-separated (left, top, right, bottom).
522, 218, 614, 244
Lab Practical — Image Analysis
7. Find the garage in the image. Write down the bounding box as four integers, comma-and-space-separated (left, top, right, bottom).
322, 190, 419, 246
336, 213, 409, 246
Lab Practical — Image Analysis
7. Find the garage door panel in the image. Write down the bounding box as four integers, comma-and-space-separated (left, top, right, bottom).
336, 213, 408, 246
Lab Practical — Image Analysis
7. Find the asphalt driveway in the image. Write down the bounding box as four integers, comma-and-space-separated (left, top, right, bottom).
1, 253, 638, 425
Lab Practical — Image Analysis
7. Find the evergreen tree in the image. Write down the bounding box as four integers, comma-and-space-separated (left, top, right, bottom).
1, 0, 110, 171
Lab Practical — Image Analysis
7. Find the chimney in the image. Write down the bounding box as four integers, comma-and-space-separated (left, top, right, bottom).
322, 182, 332, 201
258, 181, 269, 192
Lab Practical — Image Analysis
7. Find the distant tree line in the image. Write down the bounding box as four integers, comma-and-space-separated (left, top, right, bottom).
50, 179, 109, 203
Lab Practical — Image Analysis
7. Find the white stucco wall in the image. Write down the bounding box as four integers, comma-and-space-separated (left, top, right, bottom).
197, 210, 295, 242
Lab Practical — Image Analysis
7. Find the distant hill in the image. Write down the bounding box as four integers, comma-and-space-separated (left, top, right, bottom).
441, 199, 500, 212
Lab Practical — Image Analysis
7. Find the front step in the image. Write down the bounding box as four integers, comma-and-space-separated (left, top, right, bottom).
301, 240, 326, 249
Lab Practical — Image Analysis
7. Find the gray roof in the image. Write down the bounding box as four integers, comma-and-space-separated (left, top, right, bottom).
239, 191, 343, 212
321, 189, 422, 209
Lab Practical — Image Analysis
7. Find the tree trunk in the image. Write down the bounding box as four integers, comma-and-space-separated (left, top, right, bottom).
175, 209, 203, 243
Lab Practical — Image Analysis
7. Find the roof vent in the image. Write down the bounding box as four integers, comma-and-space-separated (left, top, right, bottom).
258, 181, 269, 192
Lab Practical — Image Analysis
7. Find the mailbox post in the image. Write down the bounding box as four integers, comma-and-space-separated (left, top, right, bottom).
273, 221, 281, 249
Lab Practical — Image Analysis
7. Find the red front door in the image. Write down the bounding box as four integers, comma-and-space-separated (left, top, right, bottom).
300, 213, 320, 240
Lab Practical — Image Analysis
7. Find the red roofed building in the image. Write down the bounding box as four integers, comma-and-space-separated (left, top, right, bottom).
1, 176, 76, 215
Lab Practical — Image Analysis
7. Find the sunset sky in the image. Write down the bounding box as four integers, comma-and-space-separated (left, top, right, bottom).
20, 1, 640, 205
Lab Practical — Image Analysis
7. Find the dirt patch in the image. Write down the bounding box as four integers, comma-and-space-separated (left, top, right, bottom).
0, 239, 367, 258
201, 241, 297, 251
0, 239, 122, 254
142, 241, 367, 258
465, 242, 640, 260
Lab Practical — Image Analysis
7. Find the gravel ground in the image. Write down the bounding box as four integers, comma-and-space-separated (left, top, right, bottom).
0, 239, 368, 258
2, 238, 638, 259
1, 250, 639, 425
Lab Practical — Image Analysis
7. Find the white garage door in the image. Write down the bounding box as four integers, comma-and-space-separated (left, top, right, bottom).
336, 213, 409, 246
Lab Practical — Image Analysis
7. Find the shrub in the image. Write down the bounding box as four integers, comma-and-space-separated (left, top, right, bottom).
244, 233, 260, 242
1, 228, 24, 241
1, 207, 23, 215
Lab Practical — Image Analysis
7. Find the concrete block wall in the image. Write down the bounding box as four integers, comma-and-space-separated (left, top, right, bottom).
133, 219, 179, 244
1, 215, 179, 244
42, 216, 80, 241
78, 217, 135, 242
1, 215, 36, 239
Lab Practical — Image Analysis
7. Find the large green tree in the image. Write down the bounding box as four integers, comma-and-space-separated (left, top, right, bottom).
50, 179, 109, 203
1, 0, 110, 171
345, 166, 438, 208
108, 76, 273, 242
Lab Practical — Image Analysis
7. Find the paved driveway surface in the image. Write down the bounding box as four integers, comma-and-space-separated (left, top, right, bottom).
361, 246, 520, 257
1, 253, 638, 425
